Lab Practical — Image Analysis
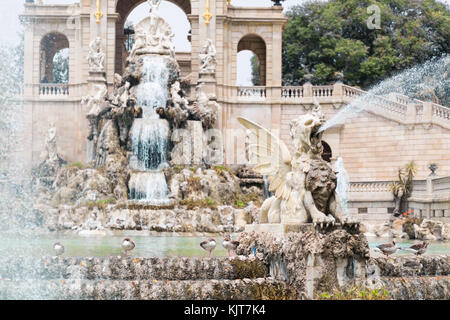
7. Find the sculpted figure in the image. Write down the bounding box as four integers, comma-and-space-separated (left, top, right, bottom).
238, 102, 358, 228
199, 39, 217, 74
87, 37, 105, 72
188, 85, 219, 129
128, 0, 174, 57
84, 84, 108, 146
45, 123, 59, 163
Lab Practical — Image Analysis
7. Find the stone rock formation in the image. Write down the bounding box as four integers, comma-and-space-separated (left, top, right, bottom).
413, 219, 450, 241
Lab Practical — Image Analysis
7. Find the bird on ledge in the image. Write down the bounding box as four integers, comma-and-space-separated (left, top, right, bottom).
374, 241, 399, 257
222, 235, 239, 257
53, 242, 65, 256
402, 241, 429, 256
200, 238, 216, 257
121, 237, 136, 256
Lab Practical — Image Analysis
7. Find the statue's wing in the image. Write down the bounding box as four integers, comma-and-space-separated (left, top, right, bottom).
238, 117, 295, 204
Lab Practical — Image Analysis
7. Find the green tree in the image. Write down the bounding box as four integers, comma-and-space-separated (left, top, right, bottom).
52, 48, 69, 84
250, 53, 260, 86
282, 0, 450, 89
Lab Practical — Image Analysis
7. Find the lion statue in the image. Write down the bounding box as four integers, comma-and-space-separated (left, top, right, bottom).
238, 102, 358, 228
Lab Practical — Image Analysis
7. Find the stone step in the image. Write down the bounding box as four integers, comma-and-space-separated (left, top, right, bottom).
0, 278, 298, 300
376, 276, 450, 300
370, 256, 450, 277
0, 256, 267, 281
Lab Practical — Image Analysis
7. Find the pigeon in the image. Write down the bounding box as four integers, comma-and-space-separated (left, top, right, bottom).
121, 237, 136, 256
374, 241, 399, 257
53, 242, 65, 256
200, 238, 216, 257
403, 241, 429, 256
222, 235, 239, 257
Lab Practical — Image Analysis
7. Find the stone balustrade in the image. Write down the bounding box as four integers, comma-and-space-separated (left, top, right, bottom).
312, 85, 333, 97
348, 181, 392, 193
281, 86, 303, 99
39, 84, 69, 97
236, 86, 267, 99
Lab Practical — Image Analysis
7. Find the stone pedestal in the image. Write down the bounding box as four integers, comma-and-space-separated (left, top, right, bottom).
87, 71, 107, 91
187, 120, 204, 165
198, 71, 216, 97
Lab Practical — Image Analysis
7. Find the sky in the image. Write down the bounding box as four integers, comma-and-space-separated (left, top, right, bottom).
1, 0, 449, 85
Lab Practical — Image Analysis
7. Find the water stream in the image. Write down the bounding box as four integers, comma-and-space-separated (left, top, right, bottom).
128, 56, 171, 204
319, 55, 449, 132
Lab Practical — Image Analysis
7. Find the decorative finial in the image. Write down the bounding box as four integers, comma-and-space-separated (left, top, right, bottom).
203, 0, 212, 25
94, 0, 103, 24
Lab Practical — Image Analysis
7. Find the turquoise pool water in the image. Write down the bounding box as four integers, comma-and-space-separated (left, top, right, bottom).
0, 234, 448, 258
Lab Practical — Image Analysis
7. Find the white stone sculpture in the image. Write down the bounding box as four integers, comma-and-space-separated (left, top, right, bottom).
128, 0, 175, 59
45, 123, 59, 163
199, 39, 217, 74
238, 102, 358, 228
88, 37, 105, 72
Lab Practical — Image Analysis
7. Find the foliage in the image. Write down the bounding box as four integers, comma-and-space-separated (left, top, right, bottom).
87, 198, 116, 209
180, 198, 218, 210
282, 0, 450, 93
403, 216, 423, 239
235, 199, 246, 208
250, 53, 260, 85
316, 286, 390, 300
391, 161, 417, 198
52, 48, 69, 84
67, 162, 85, 169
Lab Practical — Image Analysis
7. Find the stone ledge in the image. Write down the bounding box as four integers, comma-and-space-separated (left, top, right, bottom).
0, 256, 267, 281
375, 276, 450, 300
0, 278, 297, 300
370, 255, 450, 277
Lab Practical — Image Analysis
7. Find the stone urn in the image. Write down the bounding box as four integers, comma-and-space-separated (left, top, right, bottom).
334, 71, 344, 83
428, 163, 437, 176
303, 73, 313, 84
271, 0, 285, 6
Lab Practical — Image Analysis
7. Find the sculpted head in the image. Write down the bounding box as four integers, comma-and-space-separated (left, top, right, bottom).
289, 106, 325, 156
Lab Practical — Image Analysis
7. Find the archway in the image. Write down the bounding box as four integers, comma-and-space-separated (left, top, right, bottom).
40, 33, 69, 84
321, 141, 332, 162
237, 34, 266, 86
115, 0, 192, 75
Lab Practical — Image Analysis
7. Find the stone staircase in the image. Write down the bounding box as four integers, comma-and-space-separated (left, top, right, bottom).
368, 256, 450, 300
0, 256, 297, 300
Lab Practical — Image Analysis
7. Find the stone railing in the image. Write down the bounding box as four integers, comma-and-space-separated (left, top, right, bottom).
236, 86, 267, 99
407, 177, 450, 220
312, 85, 333, 97
281, 86, 303, 99
39, 84, 69, 97
348, 181, 393, 193
342, 84, 365, 98
432, 103, 450, 122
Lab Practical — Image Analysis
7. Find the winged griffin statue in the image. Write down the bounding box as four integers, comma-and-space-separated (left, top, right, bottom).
238, 102, 358, 229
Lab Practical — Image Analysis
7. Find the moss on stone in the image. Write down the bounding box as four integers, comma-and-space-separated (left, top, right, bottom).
230, 259, 267, 279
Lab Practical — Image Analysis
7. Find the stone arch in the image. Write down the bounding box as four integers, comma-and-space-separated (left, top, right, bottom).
115, 0, 192, 75
321, 141, 332, 162
40, 32, 70, 83
237, 34, 266, 86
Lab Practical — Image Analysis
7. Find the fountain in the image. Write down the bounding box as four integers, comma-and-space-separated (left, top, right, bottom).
0, 0, 448, 301
128, 56, 171, 204
319, 55, 449, 132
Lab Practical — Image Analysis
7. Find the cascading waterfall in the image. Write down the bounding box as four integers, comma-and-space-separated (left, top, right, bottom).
129, 56, 171, 204
334, 157, 349, 215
